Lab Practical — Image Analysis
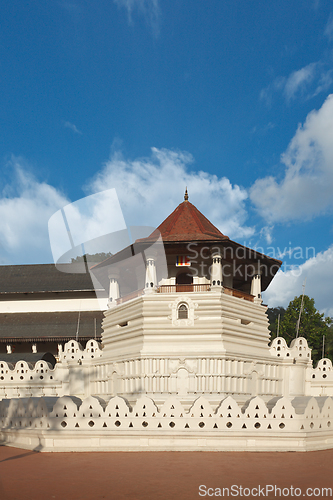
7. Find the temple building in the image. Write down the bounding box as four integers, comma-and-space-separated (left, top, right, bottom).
2, 191, 333, 452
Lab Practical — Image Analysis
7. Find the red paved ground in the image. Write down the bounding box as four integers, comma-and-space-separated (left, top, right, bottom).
0, 445, 332, 500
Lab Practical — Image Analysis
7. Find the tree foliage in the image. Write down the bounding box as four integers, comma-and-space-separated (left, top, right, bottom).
269, 295, 332, 364
267, 306, 286, 338
71, 252, 112, 264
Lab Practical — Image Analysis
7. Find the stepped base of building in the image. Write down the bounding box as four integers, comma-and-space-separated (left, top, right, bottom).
2, 429, 333, 453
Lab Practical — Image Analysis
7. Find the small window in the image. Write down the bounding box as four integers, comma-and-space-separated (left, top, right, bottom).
178, 303, 188, 320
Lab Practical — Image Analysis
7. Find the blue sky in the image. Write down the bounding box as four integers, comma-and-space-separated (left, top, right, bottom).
1, 0, 333, 315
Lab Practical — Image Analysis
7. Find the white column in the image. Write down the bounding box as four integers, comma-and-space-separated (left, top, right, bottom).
251, 274, 262, 303
58, 344, 63, 358
210, 249, 223, 288
108, 272, 120, 307
145, 257, 157, 293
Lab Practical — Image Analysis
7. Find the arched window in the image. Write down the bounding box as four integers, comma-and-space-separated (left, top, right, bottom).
178, 303, 188, 320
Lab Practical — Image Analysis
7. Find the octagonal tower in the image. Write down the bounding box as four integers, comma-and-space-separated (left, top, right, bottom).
91, 191, 283, 405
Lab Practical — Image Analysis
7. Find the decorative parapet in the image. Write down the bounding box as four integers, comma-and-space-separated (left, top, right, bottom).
1, 394, 333, 451
312, 358, 333, 381
0, 340, 103, 400
58, 339, 102, 364
0, 359, 58, 399
309, 358, 333, 397
270, 337, 312, 362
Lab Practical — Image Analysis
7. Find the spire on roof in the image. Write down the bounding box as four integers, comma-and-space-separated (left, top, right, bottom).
184, 187, 189, 201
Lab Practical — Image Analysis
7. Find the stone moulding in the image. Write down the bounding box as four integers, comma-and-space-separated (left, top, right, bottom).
1, 394, 333, 452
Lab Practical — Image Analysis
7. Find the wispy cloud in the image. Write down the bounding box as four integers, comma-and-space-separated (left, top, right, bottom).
260, 63, 333, 104
283, 62, 318, 101
251, 94, 333, 223
261, 13, 333, 105
324, 13, 333, 42
114, 0, 160, 36
259, 225, 274, 245
64, 121, 82, 135
59, 1, 82, 15
312, 69, 333, 97
260, 77, 285, 107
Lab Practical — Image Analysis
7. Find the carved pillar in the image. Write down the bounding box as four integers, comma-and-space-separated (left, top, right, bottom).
210, 249, 223, 288
145, 257, 157, 293
251, 274, 262, 303
108, 271, 120, 307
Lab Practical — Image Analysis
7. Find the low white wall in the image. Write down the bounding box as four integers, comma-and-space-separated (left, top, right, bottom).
1, 394, 333, 452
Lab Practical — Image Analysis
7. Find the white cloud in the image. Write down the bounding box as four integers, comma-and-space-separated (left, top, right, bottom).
48, 189, 127, 264
114, 0, 160, 36
0, 158, 69, 264
259, 226, 274, 245
0, 148, 254, 265
87, 147, 254, 240
260, 76, 286, 107
64, 121, 82, 135
251, 94, 333, 222
260, 64, 333, 104
263, 245, 333, 317
284, 63, 317, 101
312, 69, 333, 97
261, 13, 333, 105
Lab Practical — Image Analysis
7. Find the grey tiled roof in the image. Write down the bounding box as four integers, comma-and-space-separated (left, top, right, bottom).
0, 263, 98, 294
0, 311, 103, 342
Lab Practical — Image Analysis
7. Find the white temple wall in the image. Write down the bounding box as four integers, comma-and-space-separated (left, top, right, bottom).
90, 354, 285, 406
102, 291, 273, 362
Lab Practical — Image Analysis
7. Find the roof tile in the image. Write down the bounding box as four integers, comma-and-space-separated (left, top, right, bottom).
148, 201, 229, 242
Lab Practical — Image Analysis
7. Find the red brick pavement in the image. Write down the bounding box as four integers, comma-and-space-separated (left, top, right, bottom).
0, 445, 332, 500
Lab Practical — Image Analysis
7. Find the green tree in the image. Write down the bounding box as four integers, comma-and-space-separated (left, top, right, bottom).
279, 295, 332, 364
71, 252, 112, 264
267, 306, 286, 338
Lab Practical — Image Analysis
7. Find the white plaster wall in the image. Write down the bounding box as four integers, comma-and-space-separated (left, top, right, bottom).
0, 297, 107, 313
102, 290, 272, 361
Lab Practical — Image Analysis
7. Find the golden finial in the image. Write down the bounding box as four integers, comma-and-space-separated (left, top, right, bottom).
184, 187, 189, 201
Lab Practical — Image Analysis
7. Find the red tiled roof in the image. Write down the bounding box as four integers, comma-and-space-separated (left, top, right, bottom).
148, 200, 229, 242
